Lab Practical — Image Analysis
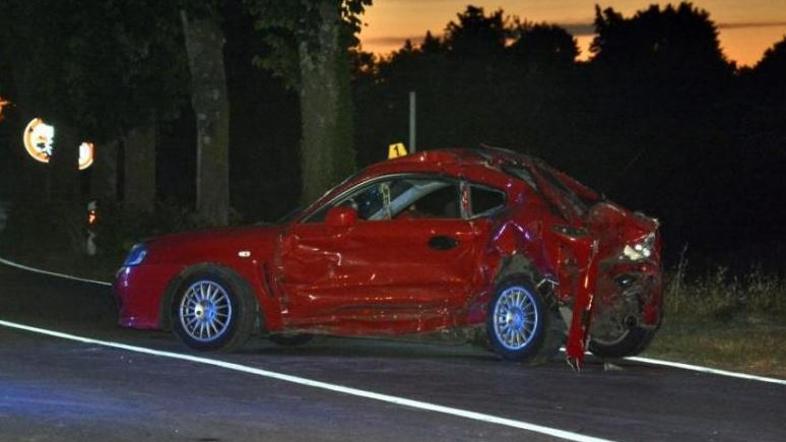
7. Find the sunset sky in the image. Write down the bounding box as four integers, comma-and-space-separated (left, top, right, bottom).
360, 0, 786, 66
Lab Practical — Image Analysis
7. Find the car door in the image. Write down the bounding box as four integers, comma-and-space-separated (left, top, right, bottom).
276, 174, 488, 330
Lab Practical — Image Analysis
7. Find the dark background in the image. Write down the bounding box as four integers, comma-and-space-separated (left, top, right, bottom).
0, 2, 784, 272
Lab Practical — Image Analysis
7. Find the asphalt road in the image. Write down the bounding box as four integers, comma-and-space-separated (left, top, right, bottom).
1, 263, 784, 442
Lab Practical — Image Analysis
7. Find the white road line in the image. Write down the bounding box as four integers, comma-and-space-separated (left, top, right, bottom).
0, 257, 112, 286
624, 356, 786, 386
0, 319, 612, 442
2, 256, 785, 387
558, 347, 786, 387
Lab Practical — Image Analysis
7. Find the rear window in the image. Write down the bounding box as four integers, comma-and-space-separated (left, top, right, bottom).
470, 185, 506, 217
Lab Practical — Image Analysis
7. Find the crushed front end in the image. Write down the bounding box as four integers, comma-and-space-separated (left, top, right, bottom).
564, 203, 663, 368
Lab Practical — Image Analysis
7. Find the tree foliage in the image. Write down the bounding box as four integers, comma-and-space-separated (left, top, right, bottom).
509, 22, 579, 68
753, 36, 786, 96
591, 3, 728, 73
444, 6, 508, 57
0, 0, 187, 143
245, 0, 371, 89
246, 0, 371, 203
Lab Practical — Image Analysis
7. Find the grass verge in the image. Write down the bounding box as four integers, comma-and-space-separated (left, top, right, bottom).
644, 316, 786, 378
644, 264, 786, 379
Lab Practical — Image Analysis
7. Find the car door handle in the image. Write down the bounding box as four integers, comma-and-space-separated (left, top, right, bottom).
428, 235, 458, 250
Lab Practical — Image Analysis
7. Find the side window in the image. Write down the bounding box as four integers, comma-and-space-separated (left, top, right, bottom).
470, 185, 506, 218
306, 176, 464, 223
347, 182, 389, 220
398, 181, 461, 219
306, 180, 388, 223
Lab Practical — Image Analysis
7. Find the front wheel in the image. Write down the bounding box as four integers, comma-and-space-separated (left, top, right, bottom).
486, 277, 562, 364
171, 266, 257, 351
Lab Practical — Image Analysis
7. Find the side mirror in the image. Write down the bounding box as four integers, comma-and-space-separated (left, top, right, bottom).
325, 206, 358, 227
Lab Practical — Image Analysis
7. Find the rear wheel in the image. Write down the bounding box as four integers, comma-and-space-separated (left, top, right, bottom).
589, 326, 657, 358
171, 266, 257, 351
486, 276, 562, 364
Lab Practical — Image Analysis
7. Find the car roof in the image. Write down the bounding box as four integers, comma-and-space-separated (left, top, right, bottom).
296, 147, 540, 222
368, 147, 533, 176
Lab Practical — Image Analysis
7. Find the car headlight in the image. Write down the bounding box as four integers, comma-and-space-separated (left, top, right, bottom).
123, 243, 148, 267
622, 233, 655, 261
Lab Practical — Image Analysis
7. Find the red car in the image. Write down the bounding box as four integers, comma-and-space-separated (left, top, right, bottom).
114, 147, 662, 366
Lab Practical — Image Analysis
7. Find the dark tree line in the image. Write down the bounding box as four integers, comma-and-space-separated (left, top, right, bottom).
0, 2, 784, 269
352, 4, 786, 269
0, 0, 367, 257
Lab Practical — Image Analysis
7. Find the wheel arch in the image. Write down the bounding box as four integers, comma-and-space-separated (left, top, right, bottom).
494, 253, 566, 340
158, 262, 262, 332
494, 254, 559, 311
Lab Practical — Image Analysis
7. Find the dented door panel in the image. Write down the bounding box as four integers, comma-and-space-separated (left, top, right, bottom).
277, 218, 487, 334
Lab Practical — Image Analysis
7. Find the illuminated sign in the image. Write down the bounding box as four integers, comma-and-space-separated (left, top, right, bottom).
22, 117, 94, 170
24, 118, 55, 163
78, 142, 95, 170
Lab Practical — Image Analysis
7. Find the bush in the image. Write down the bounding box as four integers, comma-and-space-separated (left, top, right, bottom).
94, 201, 205, 260
0, 198, 236, 278
665, 263, 786, 321
0, 200, 84, 256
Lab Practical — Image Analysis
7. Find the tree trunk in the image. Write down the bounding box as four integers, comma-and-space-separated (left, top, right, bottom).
3, 29, 81, 254
91, 139, 118, 205
48, 122, 80, 201
297, 0, 356, 205
48, 121, 83, 253
123, 125, 156, 213
180, 10, 230, 226
7, 54, 48, 203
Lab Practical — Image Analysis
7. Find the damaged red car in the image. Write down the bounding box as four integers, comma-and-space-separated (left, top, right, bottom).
114, 147, 662, 366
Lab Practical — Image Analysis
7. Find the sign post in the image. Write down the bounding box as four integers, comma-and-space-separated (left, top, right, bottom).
409, 91, 416, 153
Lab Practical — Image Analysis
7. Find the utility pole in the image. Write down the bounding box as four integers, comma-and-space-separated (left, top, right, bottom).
408, 91, 416, 153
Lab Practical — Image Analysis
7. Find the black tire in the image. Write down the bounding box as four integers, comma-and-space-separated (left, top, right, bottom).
268, 333, 313, 346
589, 326, 657, 358
486, 276, 562, 364
171, 265, 258, 352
